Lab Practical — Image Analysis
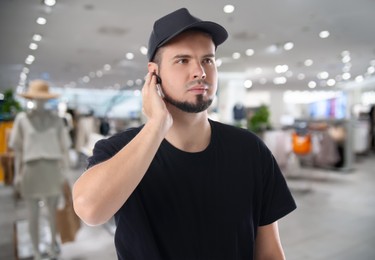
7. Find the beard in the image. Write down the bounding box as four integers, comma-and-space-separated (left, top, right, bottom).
163, 90, 213, 113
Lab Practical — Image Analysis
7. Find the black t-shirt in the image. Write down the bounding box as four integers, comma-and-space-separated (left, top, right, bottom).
88, 119, 296, 260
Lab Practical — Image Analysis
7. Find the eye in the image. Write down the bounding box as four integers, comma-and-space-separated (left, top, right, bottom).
177, 58, 188, 64
202, 58, 214, 65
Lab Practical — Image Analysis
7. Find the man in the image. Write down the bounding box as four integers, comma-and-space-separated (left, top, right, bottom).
73, 8, 296, 260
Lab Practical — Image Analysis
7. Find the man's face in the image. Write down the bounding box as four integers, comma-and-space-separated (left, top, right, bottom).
157, 31, 218, 113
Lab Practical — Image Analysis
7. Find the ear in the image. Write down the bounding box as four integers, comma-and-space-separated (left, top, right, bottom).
147, 62, 159, 74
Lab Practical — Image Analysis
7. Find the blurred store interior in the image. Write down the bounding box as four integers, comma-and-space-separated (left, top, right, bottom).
1, 0, 375, 259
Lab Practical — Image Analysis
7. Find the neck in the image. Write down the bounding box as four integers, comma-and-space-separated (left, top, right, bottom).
32, 100, 47, 112
166, 108, 211, 152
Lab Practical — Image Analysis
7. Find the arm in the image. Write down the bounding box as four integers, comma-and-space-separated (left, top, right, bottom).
72, 72, 172, 226
254, 221, 286, 260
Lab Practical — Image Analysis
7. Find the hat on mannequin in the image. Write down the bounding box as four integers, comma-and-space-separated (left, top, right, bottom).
19, 79, 59, 100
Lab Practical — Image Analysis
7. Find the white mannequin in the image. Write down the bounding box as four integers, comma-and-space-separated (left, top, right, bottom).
9, 80, 71, 260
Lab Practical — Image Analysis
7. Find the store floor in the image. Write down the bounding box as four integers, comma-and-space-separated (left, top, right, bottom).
1, 152, 374, 260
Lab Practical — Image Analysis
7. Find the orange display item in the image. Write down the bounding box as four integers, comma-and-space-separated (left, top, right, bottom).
292, 132, 312, 155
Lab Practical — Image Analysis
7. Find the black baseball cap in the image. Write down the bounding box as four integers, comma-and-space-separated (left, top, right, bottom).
147, 8, 228, 61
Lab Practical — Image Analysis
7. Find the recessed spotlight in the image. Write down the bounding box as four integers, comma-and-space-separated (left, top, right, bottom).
43, 0, 56, 7
355, 75, 364, 83
22, 67, 30, 74
232, 52, 241, 59
140, 46, 148, 55
127, 80, 134, 87
273, 77, 287, 85
29, 43, 38, 50
223, 5, 235, 13
297, 73, 305, 80
319, 30, 330, 39
304, 59, 313, 66
327, 79, 336, 86
342, 72, 351, 80
126, 52, 134, 60
33, 34, 42, 41
245, 49, 254, 56
96, 71, 103, 77
283, 42, 294, 51
103, 64, 111, 71
317, 71, 329, 80
274, 65, 288, 74
36, 17, 47, 25
308, 81, 317, 88
244, 80, 253, 89
25, 55, 35, 65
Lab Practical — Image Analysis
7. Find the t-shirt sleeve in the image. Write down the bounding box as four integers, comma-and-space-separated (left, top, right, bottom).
86, 128, 141, 169
258, 142, 297, 226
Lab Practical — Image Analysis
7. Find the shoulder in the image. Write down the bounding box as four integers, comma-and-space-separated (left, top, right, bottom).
14, 111, 27, 121
88, 125, 144, 167
210, 119, 266, 151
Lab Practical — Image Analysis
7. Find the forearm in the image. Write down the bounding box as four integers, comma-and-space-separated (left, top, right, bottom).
72, 120, 167, 226
254, 222, 286, 260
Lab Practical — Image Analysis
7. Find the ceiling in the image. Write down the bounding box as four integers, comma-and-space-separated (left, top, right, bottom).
1, 0, 375, 95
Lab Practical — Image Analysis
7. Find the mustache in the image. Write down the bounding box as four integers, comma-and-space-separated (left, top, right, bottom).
185, 79, 212, 88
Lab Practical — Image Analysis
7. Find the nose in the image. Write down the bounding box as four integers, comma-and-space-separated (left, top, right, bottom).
193, 62, 206, 80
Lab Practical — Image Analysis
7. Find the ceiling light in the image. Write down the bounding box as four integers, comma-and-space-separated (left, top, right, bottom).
308, 81, 317, 88
342, 55, 351, 63
43, 0, 56, 7
319, 30, 330, 38
297, 73, 305, 80
126, 52, 134, 60
355, 75, 364, 83
33, 34, 42, 41
232, 52, 241, 59
20, 72, 27, 81
216, 59, 222, 67
283, 42, 294, 51
36, 17, 47, 25
103, 64, 111, 71
244, 80, 253, 89
327, 79, 336, 86
367, 66, 375, 74
29, 43, 38, 50
304, 59, 313, 66
25, 55, 35, 65
82, 76, 90, 83
140, 46, 147, 55
96, 71, 103, 77
273, 77, 287, 85
342, 72, 351, 80
22, 67, 30, 74
317, 71, 329, 80
223, 5, 235, 13
275, 64, 289, 74
245, 49, 254, 56
127, 80, 134, 87
341, 50, 350, 57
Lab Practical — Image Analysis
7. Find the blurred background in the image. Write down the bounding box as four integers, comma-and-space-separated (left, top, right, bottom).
0, 0, 375, 259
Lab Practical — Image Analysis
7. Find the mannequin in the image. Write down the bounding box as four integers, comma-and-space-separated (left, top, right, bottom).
9, 80, 71, 260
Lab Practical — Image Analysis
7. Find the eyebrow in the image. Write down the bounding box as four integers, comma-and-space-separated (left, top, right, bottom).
172, 53, 216, 60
